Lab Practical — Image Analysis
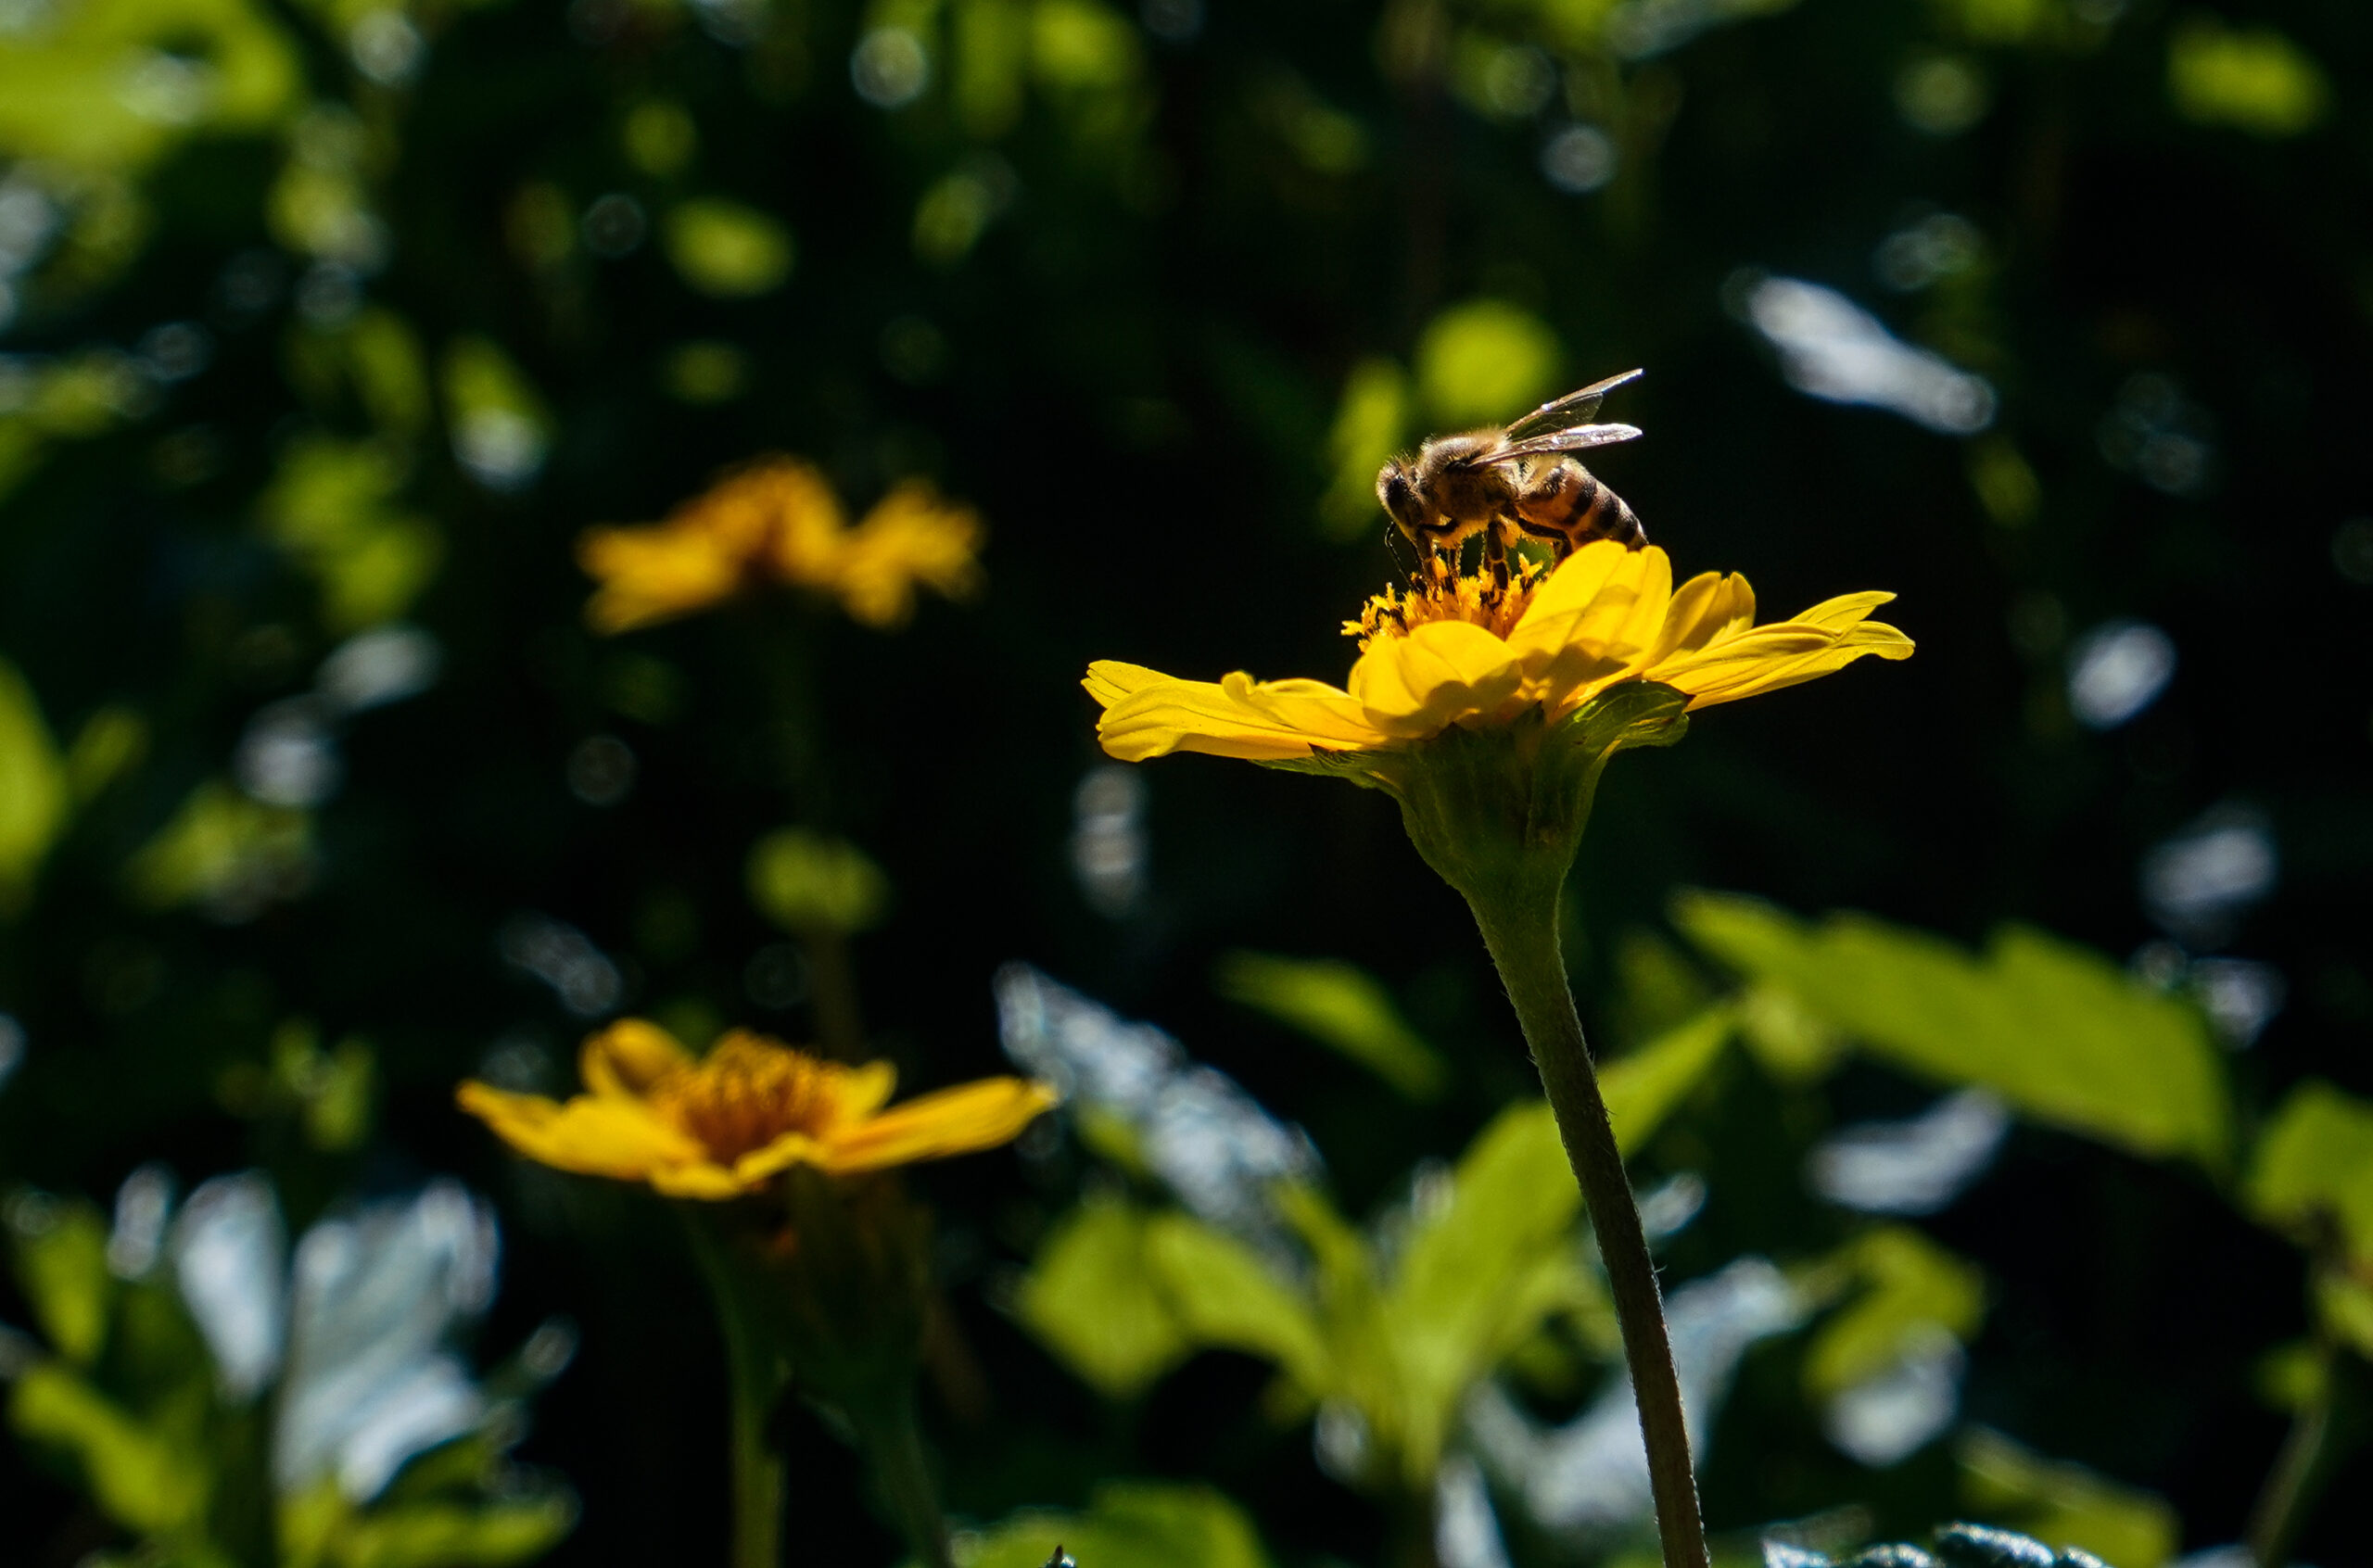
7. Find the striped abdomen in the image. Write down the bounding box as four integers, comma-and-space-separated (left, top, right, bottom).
1510, 458, 1645, 551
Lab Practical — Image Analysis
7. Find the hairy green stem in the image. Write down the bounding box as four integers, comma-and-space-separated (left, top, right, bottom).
1467, 887, 1709, 1568
849, 1387, 954, 1568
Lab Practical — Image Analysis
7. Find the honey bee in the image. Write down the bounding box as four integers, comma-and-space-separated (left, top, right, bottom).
1375, 369, 1646, 572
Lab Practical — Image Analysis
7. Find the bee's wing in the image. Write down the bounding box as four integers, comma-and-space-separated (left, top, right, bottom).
1480, 422, 1643, 462
1504, 369, 1644, 440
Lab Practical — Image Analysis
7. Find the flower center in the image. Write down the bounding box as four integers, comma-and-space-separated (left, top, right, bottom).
650, 1035, 840, 1160
1345, 555, 1549, 651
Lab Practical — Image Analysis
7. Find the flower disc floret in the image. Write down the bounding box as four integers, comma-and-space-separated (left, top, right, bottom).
1087, 541, 1911, 763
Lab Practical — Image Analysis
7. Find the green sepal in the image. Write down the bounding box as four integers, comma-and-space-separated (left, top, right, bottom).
1277, 683, 1689, 914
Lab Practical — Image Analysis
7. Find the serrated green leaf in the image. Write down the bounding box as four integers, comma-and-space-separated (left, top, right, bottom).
2245, 1080, 2373, 1264
10, 1195, 112, 1365
1675, 894, 2227, 1168
1016, 1195, 1190, 1398
1802, 1226, 1985, 1397
943, 1481, 1272, 1568
9, 1360, 209, 1536
1214, 951, 1445, 1100
1957, 1429, 2176, 1568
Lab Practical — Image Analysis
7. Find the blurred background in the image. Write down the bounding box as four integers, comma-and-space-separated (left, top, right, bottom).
0, 0, 2369, 1563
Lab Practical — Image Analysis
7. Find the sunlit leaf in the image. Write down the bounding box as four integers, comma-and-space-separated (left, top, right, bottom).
8, 1194, 112, 1365
1214, 951, 1445, 1100
1675, 893, 2228, 1167
745, 828, 891, 935
0, 657, 68, 912
1385, 1099, 1603, 1477
1319, 357, 1409, 540
1958, 1427, 2177, 1568
442, 338, 552, 492
947, 1481, 1272, 1568
65, 704, 147, 803
1602, 1006, 1732, 1156
9, 1360, 209, 1536
664, 200, 794, 298
1029, 0, 1141, 92
1147, 1212, 1333, 1394
2167, 18, 2328, 139
1414, 299, 1562, 427
1017, 1195, 1190, 1398
125, 780, 312, 916
0, 0, 299, 172
255, 436, 441, 629
2245, 1080, 2373, 1264
1800, 1225, 1984, 1397
329, 1494, 578, 1568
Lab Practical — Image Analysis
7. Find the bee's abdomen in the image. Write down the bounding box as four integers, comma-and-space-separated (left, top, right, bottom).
1514, 462, 1645, 550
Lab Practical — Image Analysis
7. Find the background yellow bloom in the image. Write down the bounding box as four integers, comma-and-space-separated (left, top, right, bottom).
458, 1020, 1057, 1200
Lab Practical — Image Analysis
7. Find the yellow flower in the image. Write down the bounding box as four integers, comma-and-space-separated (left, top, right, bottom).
457, 1020, 1057, 1200
1087, 542, 1911, 763
577, 458, 983, 633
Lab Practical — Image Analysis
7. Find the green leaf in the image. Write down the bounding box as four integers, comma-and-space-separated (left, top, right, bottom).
1414, 299, 1562, 427
664, 200, 795, 298
336, 1496, 578, 1568
2167, 18, 2329, 138
1802, 1226, 1986, 1397
1318, 357, 1410, 540
8, 1193, 112, 1366
9, 1360, 209, 1536
945, 1481, 1272, 1568
2245, 1080, 2373, 1264
1675, 893, 2228, 1168
1957, 1428, 2177, 1568
0, 656, 68, 912
1145, 1213, 1333, 1395
1602, 1006, 1732, 1157
1213, 951, 1445, 1100
1016, 1195, 1191, 1398
746, 828, 892, 935
1384, 1099, 1603, 1478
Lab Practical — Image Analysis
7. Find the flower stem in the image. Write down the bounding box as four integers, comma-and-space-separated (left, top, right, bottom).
690, 1222, 788, 1568
1466, 887, 1710, 1568
848, 1385, 955, 1568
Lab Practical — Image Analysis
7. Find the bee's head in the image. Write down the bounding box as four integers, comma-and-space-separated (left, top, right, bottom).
1376, 460, 1425, 535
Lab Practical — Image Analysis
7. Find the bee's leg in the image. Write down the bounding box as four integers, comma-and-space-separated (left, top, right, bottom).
1482, 525, 1510, 590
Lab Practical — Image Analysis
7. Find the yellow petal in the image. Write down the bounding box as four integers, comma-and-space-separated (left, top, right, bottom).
456, 1081, 704, 1181
1784, 589, 1897, 630
829, 1057, 899, 1122
836, 481, 985, 627
1664, 619, 1914, 709
1643, 571, 1757, 664
577, 525, 747, 633
1348, 620, 1526, 737
730, 1131, 832, 1184
581, 1018, 694, 1098
1095, 670, 1387, 762
818, 1079, 1060, 1174
1509, 543, 1670, 670
646, 1161, 755, 1200
1083, 660, 1170, 709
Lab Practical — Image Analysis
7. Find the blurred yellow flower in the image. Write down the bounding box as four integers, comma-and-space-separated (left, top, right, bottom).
458, 1020, 1056, 1200
577, 458, 983, 633
1087, 541, 1910, 762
